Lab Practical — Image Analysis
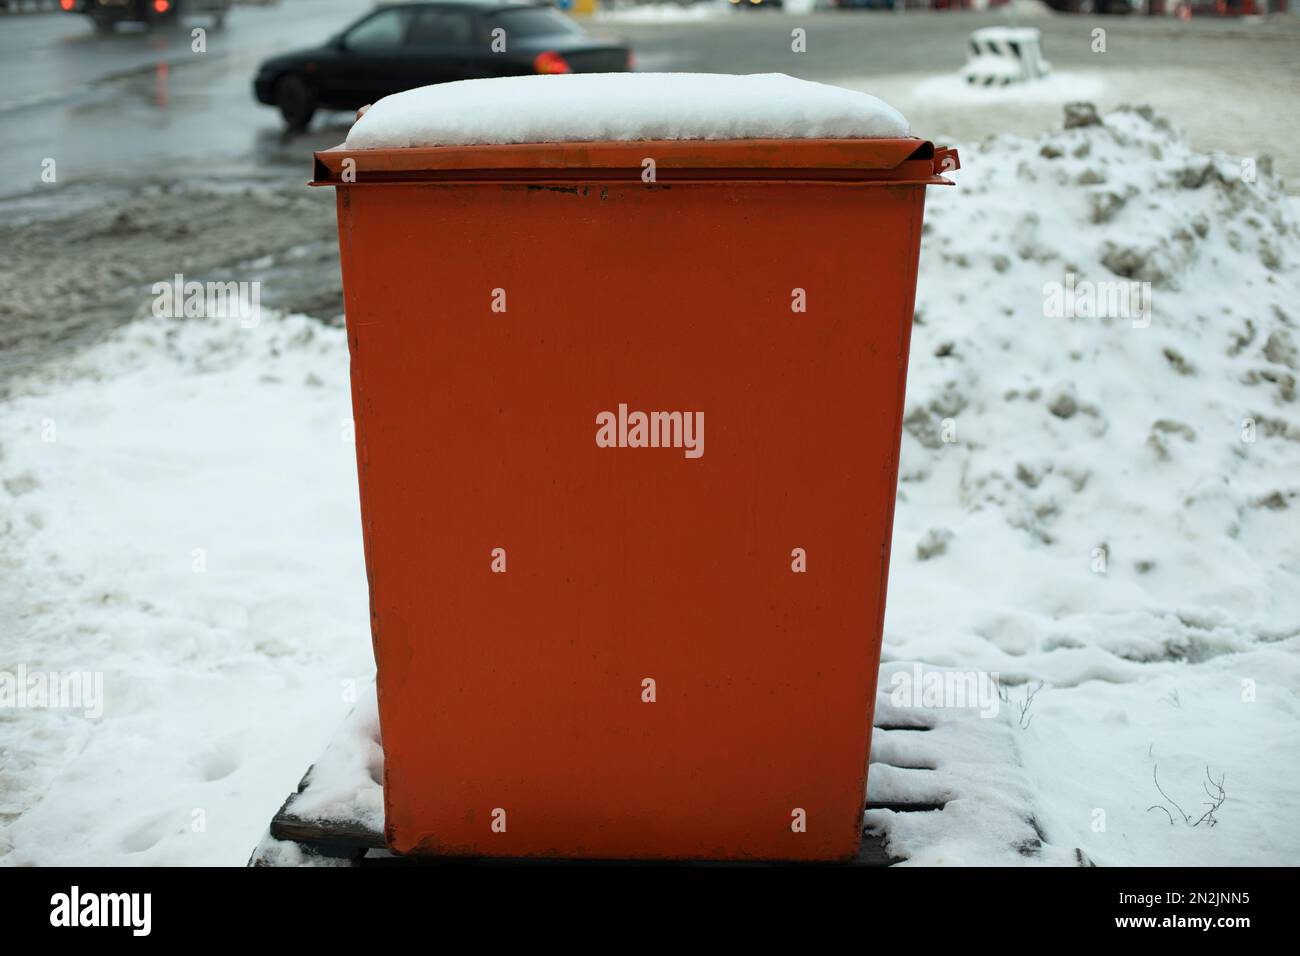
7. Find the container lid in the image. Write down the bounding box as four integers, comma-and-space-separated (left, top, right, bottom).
312, 73, 959, 186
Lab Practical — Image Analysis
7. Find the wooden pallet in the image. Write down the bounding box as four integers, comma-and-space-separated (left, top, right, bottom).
256, 810, 904, 867
252, 740, 942, 867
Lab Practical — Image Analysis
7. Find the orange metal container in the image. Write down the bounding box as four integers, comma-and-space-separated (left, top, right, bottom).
313, 137, 956, 861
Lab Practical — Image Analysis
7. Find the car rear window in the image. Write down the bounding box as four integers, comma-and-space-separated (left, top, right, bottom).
486, 8, 583, 39
344, 8, 412, 49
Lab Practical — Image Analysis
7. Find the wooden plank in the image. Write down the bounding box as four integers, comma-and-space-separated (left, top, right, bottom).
270, 812, 386, 851
267, 763, 386, 854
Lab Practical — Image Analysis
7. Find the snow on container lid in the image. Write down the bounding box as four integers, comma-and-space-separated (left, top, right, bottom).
344, 73, 910, 150
312, 74, 959, 186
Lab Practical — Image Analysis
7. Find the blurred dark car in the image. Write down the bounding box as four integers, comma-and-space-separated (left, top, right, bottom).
60, 0, 230, 32
254, 1, 633, 130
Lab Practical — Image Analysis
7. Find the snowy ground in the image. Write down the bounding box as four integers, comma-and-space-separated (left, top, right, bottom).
0, 316, 373, 864
2, 106, 1298, 865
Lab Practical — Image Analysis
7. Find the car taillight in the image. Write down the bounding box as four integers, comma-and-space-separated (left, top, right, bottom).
153, 0, 170, 11
533, 51, 571, 76
627, 50, 636, 71
59, 0, 74, 9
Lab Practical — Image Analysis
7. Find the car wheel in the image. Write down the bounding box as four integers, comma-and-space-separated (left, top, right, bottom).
275, 75, 317, 131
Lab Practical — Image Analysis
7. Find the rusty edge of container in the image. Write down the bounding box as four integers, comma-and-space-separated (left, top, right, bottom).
310, 139, 960, 186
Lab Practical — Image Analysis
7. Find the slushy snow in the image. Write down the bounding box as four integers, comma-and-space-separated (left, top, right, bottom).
2, 106, 1298, 866
344, 73, 911, 149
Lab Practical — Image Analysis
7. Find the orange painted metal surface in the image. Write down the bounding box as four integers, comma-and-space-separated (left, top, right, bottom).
315, 137, 954, 861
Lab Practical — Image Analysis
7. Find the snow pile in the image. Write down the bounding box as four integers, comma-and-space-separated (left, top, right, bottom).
875, 105, 1300, 865
345, 73, 909, 149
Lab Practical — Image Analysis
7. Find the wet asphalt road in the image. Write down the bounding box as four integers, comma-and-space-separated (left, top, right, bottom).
1, 3, 1296, 197
0, 3, 1296, 386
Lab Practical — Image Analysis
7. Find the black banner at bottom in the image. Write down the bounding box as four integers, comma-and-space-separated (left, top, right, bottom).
0, 864, 1279, 942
